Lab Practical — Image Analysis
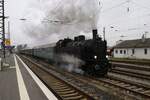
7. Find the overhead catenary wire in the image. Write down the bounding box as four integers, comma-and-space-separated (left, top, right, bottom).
100, 0, 150, 24
105, 25, 150, 41
98, 0, 150, 44
101, 0, 150, 14
103, 12, 150, 28
101, 0, 130, 13
99, 0, 150, 33
45, 0, 150, 35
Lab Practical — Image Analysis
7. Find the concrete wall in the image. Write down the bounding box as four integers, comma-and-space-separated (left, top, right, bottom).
113, 48, 150, 59
135, 48, 150, 59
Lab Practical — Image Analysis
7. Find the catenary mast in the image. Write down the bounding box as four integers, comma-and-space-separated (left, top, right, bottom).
0, 0, 5, 58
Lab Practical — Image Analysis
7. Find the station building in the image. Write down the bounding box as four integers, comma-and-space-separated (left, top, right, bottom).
113, 38, 150, 59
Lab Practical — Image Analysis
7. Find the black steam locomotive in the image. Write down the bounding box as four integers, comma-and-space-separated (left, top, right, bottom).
20, 29, 110, 76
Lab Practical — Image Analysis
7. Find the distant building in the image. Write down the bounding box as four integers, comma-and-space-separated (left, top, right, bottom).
113, 38, 150, 59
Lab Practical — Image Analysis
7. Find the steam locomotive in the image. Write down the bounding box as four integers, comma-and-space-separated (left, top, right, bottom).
20, 29, 110, 76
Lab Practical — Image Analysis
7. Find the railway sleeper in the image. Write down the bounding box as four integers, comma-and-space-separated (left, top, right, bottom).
61, 92, 80, 97
120, 84, 131, 87
127, 86, 137, 89
62, 95, 84, 100
105, 79, 118, 83
53, 83, 65, 86
53, 86, 70, 90
141, 90, 150, 94
137, 89, 147, 92
55, 88, 73, 92
49, 82, 62, 85
51, 81, 62, 84
116, 82, 126, 86
52, 83, 68, 87
133, 88, 144, 91
57, 90, 76, 94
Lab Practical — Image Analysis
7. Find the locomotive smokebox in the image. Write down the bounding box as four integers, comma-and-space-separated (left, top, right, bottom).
92, 29, 98, 40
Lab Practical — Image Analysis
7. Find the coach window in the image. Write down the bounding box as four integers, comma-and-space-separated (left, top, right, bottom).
144, 48, 147, 55
124, 50, 126, 54
115, 50, 118, 54
120, 50, 122, 54
132, 49, 135, 54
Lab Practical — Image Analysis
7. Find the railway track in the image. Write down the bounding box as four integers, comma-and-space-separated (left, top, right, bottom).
97, 76, 150, 99
21, 55, 150, 100
68, 73, 150, 100
111, 62, 150, 71
19, 55, 94, 100
111, 62, 150, 80
19, 55, 120, 100
111, 69, 150, 80
71, 72, 150, 100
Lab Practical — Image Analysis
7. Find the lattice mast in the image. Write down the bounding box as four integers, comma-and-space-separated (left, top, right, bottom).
0, 0, 5, 58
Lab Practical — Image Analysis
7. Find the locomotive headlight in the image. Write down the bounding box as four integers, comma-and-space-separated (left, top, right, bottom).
94, 55, 97, 59
106, 55, 108, 58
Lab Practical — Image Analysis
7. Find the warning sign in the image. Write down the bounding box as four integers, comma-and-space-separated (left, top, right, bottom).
5, 39, 11, 46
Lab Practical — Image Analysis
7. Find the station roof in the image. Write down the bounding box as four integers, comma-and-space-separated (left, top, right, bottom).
114, 38, 150, 48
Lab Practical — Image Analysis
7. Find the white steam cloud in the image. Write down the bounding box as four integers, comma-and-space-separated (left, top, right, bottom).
24, 0, 101, 44
59, 54, 85, 74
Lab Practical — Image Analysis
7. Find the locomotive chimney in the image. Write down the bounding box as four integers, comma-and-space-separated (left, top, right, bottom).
92, 29, 98, 40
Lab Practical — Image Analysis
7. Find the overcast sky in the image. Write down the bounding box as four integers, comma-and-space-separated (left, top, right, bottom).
5, 0, 150, 46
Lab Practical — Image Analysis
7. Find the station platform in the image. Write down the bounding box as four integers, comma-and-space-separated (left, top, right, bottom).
0, 53, 58, 100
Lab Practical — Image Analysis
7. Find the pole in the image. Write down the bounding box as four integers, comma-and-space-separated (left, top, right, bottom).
2, 0, 5, 58
103, 27, 105, 40
7, 21, 10, 43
